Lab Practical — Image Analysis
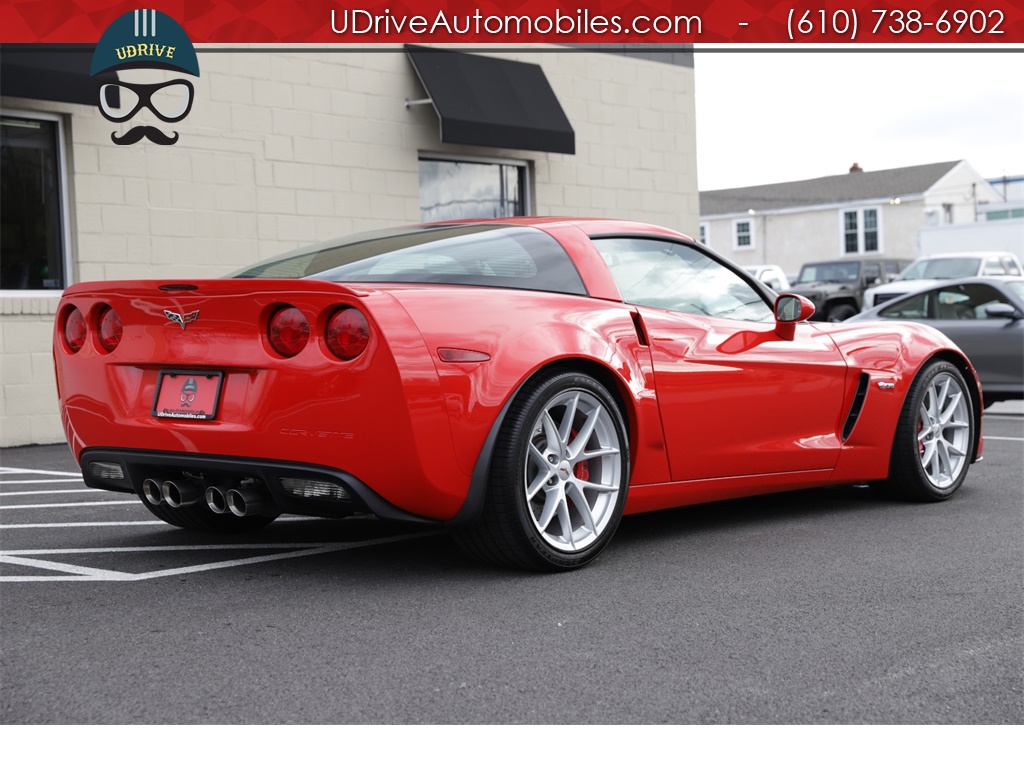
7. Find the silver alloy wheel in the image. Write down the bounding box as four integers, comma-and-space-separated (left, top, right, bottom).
523, 388, 623, 552
917, 371, 971, 489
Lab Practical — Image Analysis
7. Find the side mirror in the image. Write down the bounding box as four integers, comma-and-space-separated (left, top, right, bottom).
774, 294, 815, 340
984, 302, 1023, 320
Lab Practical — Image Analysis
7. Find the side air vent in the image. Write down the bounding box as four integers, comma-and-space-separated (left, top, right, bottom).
842, 373, 871, 441
631, 312, 649, 346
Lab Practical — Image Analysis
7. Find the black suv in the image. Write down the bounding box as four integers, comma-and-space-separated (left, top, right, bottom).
792, 258, 911, 322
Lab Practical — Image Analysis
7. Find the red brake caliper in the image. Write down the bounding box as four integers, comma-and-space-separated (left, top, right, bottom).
570, 429, 590, 481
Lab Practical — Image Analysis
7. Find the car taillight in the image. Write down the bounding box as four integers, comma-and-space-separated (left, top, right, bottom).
325, 307, 369, 360
268, 306, 309, 357
64, 307, 87, 353
98, 306, 123, 352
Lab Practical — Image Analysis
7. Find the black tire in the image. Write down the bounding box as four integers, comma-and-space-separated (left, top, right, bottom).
141, 496, 279, 533
878, 360, 975, 501
826, 303, 857, 322
453, 371, 630, 571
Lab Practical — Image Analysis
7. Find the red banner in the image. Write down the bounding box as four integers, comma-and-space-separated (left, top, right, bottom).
2, 0, 1023, 43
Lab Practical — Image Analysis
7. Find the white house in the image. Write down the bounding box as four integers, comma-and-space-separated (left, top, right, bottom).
918, 173, 1024, 260
699, 160, 1002, 276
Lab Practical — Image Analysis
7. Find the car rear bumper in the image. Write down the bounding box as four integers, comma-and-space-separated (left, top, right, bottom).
80, 448, 439, 525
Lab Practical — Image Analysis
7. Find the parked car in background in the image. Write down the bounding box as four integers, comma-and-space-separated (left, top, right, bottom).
743, 264, 790, 292
849, 277, 1024, 407
863, 251, 1023, 308
792, 257, 911, 321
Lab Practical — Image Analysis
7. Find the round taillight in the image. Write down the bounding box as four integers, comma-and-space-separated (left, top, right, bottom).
98, 307, 123, 353
268, 306, 309, 357
326, 307, 370, 360
64, 307, 87, 353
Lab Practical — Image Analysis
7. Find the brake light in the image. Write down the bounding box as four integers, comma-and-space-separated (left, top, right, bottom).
268, 306, 309, 357
64, 307, 87, 353
98, 306, 123, 352
325, 307, 370, 360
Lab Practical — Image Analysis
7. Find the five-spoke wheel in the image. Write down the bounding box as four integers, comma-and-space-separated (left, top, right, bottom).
882, 360, 976, 501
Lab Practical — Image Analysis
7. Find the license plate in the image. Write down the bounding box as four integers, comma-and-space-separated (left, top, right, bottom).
152, 370, 223, 421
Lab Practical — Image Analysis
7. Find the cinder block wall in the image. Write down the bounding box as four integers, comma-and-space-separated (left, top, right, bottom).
1, 47, 698, 447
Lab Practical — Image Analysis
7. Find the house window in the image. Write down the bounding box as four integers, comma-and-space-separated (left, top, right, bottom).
734, 219, 753, 249
1, 112, 70, 290
842, 207, 881, 255
699, 222, 708, 246
418, 157, 528, 223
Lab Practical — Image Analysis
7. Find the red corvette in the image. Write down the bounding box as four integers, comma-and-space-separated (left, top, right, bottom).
54, 218, 982, 570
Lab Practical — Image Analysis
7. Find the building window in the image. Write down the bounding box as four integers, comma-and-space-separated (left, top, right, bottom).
842, 207, 881, 255
699, 222, 708, 246
734, 219, 753, 249
418, 157, 528, 223
1, 112, 70, 290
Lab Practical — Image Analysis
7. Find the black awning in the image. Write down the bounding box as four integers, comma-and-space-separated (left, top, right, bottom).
1, 46, 113, 106
405, 45, 574, 155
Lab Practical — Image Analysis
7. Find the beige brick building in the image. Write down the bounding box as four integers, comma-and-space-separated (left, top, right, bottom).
0, 45, 699, 447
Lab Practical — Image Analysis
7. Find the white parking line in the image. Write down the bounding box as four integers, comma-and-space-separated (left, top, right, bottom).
0, 516, 316, 529
0, 467, 81, 477
0, 533, 436, 582
1, 488, 108, 497
0, 479, 85, 485
985, 436, 1024, 442
0, 500, 144, 511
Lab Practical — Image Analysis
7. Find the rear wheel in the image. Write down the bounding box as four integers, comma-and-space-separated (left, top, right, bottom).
141, 496, 278, 533
454, 371, 629, 571
880, 360, 975, 501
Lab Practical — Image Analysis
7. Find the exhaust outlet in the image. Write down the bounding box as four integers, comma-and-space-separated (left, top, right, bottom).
142, 478, 165, 506
205, 486, 229, 514
161, 479, 202, 508
226, 486, 270, 517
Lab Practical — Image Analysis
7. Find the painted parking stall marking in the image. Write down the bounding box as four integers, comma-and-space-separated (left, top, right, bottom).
0, 464, 439, 582
0, 534, 433, 582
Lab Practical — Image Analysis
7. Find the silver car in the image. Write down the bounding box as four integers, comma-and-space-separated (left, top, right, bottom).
848, 277, 1024, 407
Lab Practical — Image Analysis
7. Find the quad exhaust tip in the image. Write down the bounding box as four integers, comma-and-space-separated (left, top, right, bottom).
143, 477, 274, 517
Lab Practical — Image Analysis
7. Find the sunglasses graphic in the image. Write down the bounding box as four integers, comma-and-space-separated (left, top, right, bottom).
98, 80, 194, 123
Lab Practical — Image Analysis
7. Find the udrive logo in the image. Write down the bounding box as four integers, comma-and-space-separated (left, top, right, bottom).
90, 9, 201, 146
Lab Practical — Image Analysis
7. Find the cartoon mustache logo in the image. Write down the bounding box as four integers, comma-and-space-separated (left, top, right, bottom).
110, 125, 180, 145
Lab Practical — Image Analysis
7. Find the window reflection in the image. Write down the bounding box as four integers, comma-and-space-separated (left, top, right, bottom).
419, 159, 525, 222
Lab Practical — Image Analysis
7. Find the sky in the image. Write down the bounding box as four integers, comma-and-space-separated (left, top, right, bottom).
692, 47, 1024, 191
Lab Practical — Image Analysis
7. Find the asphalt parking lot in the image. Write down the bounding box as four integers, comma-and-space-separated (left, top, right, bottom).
1, 406, 1021, 725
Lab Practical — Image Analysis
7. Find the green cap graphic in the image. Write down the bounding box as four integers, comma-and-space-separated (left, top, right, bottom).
90, 9, 200, 77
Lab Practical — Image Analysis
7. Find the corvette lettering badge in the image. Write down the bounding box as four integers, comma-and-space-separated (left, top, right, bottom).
164, 310, 199, 329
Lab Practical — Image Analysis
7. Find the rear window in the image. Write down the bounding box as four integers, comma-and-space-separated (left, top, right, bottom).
231, 224, 587, 295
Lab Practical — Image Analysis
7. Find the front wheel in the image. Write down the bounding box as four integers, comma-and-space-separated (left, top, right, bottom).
454, 371, 630, 571
881, 360, 975, 501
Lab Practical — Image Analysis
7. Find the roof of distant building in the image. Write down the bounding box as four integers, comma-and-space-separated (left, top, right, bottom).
700, 160, 962, 216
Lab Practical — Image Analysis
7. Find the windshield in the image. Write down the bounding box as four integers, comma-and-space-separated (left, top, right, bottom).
796, 262, 860, 283
231, 224, 587, 295
901, 257, 981, 280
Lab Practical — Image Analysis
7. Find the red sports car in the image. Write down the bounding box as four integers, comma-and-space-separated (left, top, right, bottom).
54, 218, 983, 570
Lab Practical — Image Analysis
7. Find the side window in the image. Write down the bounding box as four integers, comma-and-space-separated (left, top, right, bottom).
880, 291, 930, 319
884, 261, 903, 280
592, 238, 773, 323
863, 263, 881, 282
1003, 257, 1021, 276
934, 283, 1007, 320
